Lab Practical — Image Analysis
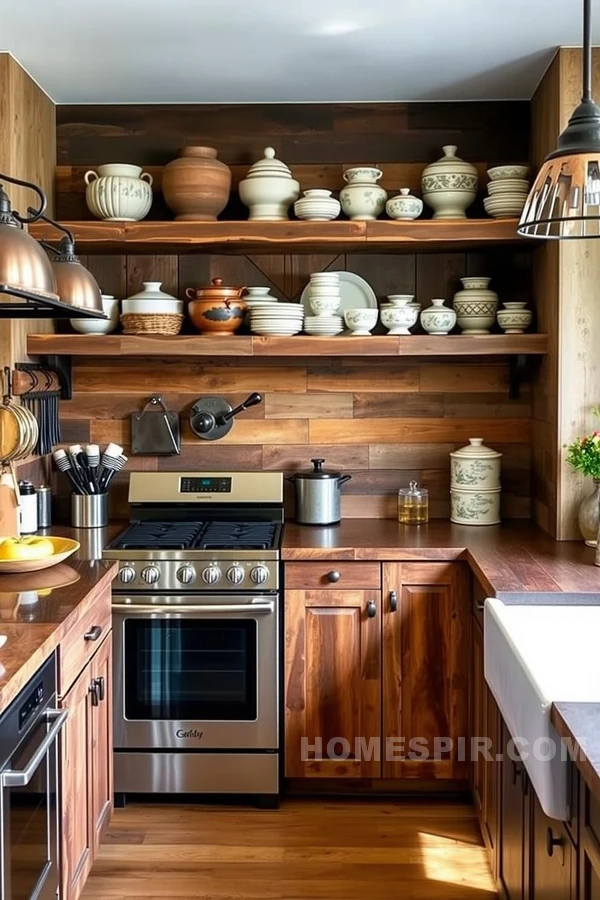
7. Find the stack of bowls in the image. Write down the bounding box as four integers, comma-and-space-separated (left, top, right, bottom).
484, 166, 530, 219
243, 286, 277, 325
306, 272, 343, 335
249, 302, 304, 336
294, 190, 340, 222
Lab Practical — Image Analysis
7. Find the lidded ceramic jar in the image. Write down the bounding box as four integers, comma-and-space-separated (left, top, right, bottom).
85, 164, 153, 221
421, 146, 478, 219
386, 188, 423, 221
340, 167, 387, 221
450, 438, 502, 526
162, 146, 231, 221
420, 298, 456, 335
294, 189, 340, 221
185, 278, 246, 336
239, 147, 299, 221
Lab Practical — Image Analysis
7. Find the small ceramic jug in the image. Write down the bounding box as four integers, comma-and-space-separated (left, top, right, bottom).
85, 163, 153, 221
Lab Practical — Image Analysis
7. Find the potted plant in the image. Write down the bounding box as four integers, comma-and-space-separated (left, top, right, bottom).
566, 410, 600, 545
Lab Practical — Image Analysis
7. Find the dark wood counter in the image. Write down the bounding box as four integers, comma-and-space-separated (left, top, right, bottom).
282, 520, 600, 596
0, 558, 116, 713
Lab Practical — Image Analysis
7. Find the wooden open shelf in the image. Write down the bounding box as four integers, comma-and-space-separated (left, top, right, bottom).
28, 218, 529, 254
27, 333, 549, 359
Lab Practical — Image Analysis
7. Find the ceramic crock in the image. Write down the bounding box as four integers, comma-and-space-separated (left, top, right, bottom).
421, 146, 478, 219
386, 188, 423, 221
239, 148, 299, 221
450, 438, 502, 490
420, 298, 456, 335
162, 146, 231, 221
85, 163, 153, 221
186, 278, 246, 335
340, 167, 387, 221
450, 488, 501, 525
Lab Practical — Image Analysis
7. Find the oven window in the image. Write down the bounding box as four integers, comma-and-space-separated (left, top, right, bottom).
124, 619, 258, 720
9, 724, 55, 900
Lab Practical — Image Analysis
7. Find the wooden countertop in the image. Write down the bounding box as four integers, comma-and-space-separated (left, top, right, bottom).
0, 551, 117, 714
282, 520, 600, 596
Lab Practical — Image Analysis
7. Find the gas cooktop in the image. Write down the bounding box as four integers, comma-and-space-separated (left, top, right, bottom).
110, 520, 280, 552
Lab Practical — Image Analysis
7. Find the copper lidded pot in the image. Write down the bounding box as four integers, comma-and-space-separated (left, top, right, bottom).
186, 277, 247, 335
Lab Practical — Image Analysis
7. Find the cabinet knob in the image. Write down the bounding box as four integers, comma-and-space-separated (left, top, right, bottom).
390, 591, 398, 612
89, 681, 99, 707
546, 826, 563, 858
327, 570, 341, 583
93, 676, 105, 702
84, 625, 102, 642
367, 600, 377, 618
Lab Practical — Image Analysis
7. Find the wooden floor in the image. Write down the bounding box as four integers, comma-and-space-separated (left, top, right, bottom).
82, 797, 497, 900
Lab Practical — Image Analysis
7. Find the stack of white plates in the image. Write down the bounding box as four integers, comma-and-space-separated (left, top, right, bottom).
484, 165, 530, 218
304, 315, 344, 336
249, 302, 304, 336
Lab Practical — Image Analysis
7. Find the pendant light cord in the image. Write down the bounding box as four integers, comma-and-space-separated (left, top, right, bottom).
583, 0, 592, 102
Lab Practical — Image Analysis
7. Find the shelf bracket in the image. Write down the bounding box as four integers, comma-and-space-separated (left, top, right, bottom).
508, 354, 537, 399
45, 355, 72, 400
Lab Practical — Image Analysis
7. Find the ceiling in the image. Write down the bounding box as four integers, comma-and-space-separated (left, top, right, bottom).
1, 0, 599, 104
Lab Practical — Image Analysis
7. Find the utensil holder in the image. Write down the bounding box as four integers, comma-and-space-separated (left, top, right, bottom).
71, 493, 108, 528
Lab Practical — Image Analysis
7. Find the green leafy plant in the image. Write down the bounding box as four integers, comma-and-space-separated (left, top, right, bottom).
566, 408, 600, 480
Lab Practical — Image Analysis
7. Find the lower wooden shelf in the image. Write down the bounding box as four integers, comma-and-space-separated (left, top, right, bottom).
26, 333, 549, 358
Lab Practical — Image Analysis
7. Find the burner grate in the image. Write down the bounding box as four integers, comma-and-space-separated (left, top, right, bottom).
115, 522, 204, 550
195, 521, 277, 551
112, 520, 278, 551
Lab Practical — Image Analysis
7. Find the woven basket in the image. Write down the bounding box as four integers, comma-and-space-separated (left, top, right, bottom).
121, 313, 183, 335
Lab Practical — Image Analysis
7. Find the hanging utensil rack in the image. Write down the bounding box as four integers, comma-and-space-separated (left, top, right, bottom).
13, 363, 62, 454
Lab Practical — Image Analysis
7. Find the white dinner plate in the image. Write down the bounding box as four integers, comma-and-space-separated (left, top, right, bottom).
301, 272, 377, 316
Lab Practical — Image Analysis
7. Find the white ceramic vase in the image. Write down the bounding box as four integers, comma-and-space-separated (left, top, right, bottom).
386, 188, 423, 220
421, 146, 478, 219
497, 302, 532, 334
453, 277, 499, 334
239, 147, 299, 221
420, 298, 456, 335
85, 163, 153, 221
340, 167, 387, 221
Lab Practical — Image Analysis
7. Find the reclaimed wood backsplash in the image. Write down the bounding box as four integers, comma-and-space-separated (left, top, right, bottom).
59, 248, 533, 520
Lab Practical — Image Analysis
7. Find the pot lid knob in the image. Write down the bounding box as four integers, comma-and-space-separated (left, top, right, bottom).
311, 458, 325, 472
212, 278, 223, 286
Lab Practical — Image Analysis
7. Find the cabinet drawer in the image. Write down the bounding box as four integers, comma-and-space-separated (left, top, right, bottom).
285, 562, 381, 590
58, 591, 111, 695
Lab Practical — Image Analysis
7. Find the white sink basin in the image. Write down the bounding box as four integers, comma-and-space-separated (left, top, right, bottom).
484, 598, 600, 820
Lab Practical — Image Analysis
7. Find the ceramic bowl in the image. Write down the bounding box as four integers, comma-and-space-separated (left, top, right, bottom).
380, 305, 418, 335
310, 295, 341, 317
121, 297, 184, 315
244, 286, 272, 298
487, 165, 530, 181
386, 294, 416, 307
497, 307, 532, 334
310, 272, 340, 281
343, 308, 378, 335
309, 285, 341, 296
71, 294, 120, 334
487, 179, 530, 195
386, 189, 423, 221
188, 298, 247, 335
343, 166, 383, 184
460, 277, 491, 291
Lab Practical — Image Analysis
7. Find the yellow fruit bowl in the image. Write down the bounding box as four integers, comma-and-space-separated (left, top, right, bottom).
0, 537, 80, 574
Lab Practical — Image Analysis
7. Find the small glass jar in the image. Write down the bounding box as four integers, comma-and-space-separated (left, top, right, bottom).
398, 481, 429, 525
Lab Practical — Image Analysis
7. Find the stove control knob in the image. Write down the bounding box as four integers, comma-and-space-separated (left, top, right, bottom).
250, 565, 270, 586
177, 565, 197, 585
141, 565, 160, 585
201, 565, 222, 585
227, 565, 245, 585
118, 565, 136, 584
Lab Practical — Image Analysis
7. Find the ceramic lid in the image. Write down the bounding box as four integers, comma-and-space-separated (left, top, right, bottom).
451, 438, 502, 459
393, 188, 418, 199
188, 278, 245, 300
423, 145, 477, 177
245, 147, 294, 180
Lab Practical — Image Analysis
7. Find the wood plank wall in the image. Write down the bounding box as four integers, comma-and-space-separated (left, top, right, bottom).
55, 101, 532, 520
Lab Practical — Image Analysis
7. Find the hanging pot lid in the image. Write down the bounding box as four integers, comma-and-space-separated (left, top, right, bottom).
187, 278, 246, 301
450, 438, 502, 459
293, 458, 343, 480
245, 147, 294, 180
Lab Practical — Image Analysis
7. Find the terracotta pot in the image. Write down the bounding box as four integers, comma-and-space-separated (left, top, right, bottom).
162, 146, 231, 221
188, 297, 247, 335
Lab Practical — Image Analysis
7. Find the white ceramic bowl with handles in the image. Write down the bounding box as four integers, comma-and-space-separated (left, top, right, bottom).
85, 163, 153, 221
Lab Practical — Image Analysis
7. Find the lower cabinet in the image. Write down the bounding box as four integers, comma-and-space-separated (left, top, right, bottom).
531, 792, 575, 900
60, 632, 113, 900
472, 612, 500, 871
580, 780, 600, 900
499, 719, 530, 900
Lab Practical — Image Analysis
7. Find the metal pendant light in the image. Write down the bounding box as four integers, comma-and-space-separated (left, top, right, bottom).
37, 217, 102, 313
519, 0, 600, 239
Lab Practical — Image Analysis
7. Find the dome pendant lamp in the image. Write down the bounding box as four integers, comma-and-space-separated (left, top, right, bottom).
519, 0, 600, 239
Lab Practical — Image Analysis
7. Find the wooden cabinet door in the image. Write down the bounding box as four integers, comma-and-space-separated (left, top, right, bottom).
580, 781, 600, 900
382, 562, 469, 779
531, 793, 574, 900
91, 633, 113, 850
60, 662, 93, 900
285, 588, 381, 778
499, 720, 529, 900
483, 681, 500, 867
472, 617, 485, 813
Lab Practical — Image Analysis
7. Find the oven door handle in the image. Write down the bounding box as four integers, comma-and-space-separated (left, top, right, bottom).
1, 709, 68, 788
112, 601, 276, 616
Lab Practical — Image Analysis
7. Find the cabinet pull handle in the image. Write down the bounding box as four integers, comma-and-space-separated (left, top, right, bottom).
84, 625, 102, 642
327, 570, 341, 583
367, 600, 377, 618
512, 760, 522, 785
89, 681, 99, 707
93, 676, 105, 702
389, 591, 398, 612
546, 827, 563, 858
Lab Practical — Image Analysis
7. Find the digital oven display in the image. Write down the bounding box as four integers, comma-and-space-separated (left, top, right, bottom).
179, 477, 232, 494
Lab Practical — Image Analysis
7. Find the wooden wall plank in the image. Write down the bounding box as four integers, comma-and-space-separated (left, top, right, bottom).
310, 418, 530, 445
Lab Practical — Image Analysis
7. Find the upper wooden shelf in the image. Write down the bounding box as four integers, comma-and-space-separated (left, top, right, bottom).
27, 333, 548, 359
28, 218, 529, 254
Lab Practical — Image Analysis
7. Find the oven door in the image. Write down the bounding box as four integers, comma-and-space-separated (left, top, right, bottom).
112, 595, 278, 751
0, 708, 67, 900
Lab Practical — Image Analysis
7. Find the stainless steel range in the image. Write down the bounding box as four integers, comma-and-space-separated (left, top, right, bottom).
104, 471, 283, 805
